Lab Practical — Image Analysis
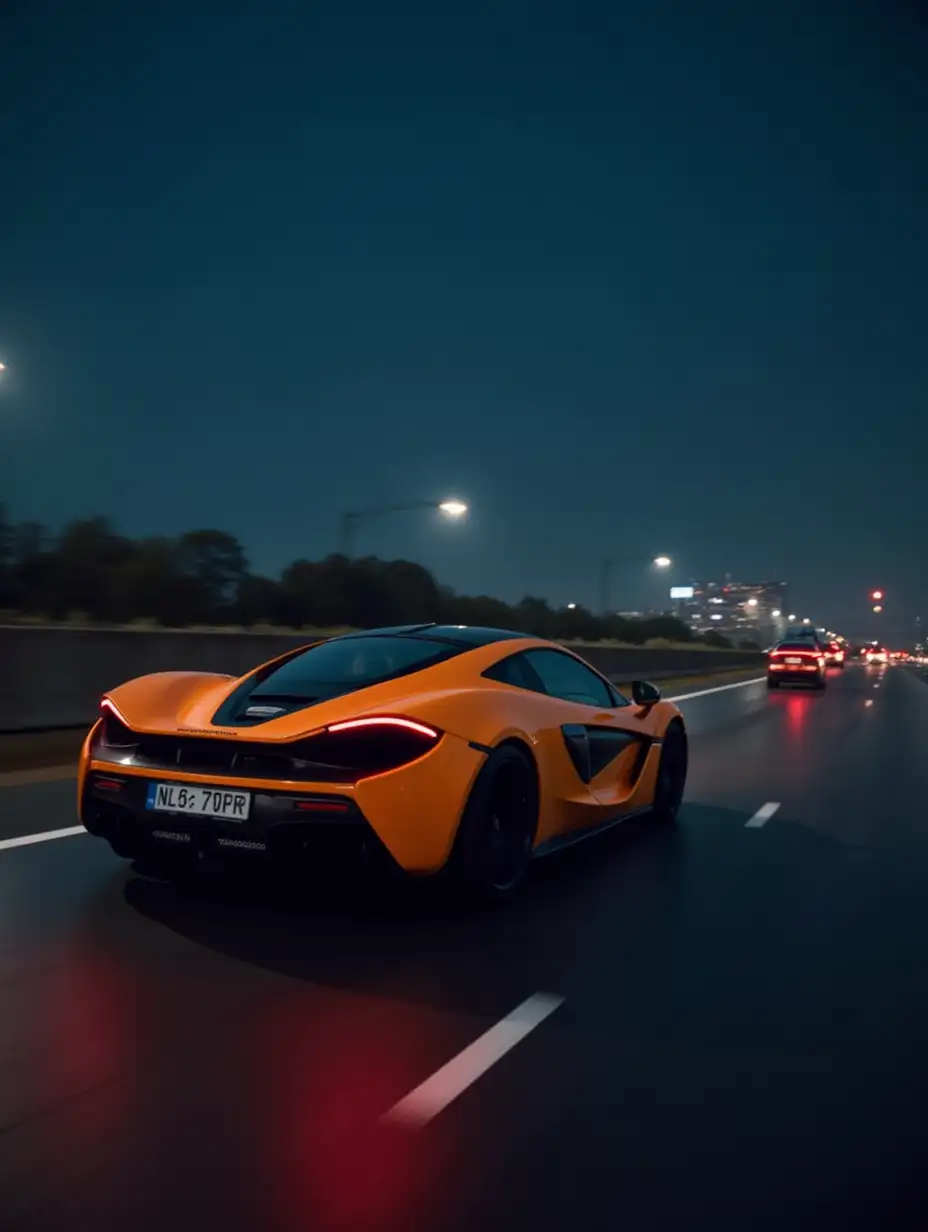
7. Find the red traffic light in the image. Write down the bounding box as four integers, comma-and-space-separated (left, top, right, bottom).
870, 589, 884, 602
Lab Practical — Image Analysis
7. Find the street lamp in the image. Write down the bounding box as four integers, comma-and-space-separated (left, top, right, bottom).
599, 554, 672, 616
339, 498, 468, 558
772, 609, 781, 618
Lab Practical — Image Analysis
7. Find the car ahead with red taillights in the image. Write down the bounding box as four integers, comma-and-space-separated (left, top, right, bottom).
767, 641, 828, 690
823, 640, 846, 669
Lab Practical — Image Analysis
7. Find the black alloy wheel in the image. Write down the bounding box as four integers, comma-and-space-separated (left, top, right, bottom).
652, 722, 688, 823
450, 745, 538, 903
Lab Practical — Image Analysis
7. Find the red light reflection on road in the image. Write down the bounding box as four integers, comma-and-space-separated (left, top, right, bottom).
785, 692, 809, 739
769, 689, 813, 744
248, 989, 458, 1232
36, 943, 137, 1107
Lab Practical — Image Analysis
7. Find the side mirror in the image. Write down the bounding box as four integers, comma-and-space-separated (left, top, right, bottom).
631, 679, 662, 706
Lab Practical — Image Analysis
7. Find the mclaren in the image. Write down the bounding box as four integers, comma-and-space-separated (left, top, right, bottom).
78, 624, 688, 900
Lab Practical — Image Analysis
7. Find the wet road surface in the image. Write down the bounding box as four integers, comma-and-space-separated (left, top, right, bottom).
2, 663, 927, 1231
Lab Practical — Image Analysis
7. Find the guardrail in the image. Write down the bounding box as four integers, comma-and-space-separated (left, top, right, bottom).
0, 626, 765, 732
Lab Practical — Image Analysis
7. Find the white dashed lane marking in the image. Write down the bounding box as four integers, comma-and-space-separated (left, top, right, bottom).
745, 802, 780, 829
382, 992, 565, 1129
0, 825, 87, 852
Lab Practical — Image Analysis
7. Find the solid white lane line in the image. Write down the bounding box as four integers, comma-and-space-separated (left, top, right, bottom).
381, 992, 565, 1129
745, 802, 780, 829
0, 825, 87, 852
667, 676, 765, 703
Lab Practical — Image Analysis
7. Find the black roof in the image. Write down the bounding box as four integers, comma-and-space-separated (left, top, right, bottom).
334, 623, 531, 647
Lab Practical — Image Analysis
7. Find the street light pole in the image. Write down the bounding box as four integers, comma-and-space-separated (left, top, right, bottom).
339, 499, 467, 559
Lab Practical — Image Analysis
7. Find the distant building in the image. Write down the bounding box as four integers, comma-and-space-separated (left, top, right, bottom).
672, 580, 788, 643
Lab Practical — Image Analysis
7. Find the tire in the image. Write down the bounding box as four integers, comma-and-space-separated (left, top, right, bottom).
652, 721, 688, 823
766, 675, 779, 689
448, 745, 538, 903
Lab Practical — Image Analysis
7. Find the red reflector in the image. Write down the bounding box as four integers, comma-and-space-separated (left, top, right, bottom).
95, 778, 123, 791
294, 800, 351, 813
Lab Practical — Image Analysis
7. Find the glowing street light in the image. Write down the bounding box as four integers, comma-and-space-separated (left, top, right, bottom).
600, 554, 674, 614
340, 497, 468, 557
567, 602, 577, 610
788, 614, 797, 621
746, 598, 758, 608
802, 617, 811, 624
772, 609, 782, 618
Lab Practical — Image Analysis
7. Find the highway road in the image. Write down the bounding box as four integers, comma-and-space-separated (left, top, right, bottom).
1, 662, 927, 1231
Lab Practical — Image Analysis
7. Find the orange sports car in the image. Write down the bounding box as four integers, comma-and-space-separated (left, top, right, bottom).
78, 624, 688, 900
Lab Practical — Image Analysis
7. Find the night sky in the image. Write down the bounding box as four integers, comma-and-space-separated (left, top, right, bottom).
1, 1, 925, 629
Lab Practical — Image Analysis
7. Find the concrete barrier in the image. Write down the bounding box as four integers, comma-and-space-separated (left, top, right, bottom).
0, 626, 765, 732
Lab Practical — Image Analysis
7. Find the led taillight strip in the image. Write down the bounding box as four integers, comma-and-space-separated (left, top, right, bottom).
100, 696, 131, 726
326, 717, 439, 738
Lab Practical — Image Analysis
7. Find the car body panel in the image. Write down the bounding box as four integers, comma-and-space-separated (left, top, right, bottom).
78, 631, 683, 875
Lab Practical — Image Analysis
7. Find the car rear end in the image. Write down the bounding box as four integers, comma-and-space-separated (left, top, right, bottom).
824, 640, 845, 668
865, 646, 888, 665
767, 642, 827, 688
78, 697, 483, 877
79, 713, 388, 874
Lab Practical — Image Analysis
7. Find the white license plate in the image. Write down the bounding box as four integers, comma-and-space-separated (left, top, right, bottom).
145, 782, 251, 821
784, 657, 804, 664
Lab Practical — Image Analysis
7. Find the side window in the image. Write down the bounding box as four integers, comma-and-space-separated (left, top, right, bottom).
523, 650, 616, 708
483, 652, 548, 693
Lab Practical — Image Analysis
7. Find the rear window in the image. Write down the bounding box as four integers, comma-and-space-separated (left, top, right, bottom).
777, 642, 820, 652
249, 635, 465, 701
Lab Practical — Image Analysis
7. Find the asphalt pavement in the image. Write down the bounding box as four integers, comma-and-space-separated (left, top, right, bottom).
1, 663, 927, 1231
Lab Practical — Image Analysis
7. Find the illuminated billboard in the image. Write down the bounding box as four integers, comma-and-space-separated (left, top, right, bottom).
670, 586, 695, 599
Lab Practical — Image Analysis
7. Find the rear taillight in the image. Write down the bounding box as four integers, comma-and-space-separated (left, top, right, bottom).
96, 698, 139, 756
327, 716, 438, 739
287, 718, 442, 782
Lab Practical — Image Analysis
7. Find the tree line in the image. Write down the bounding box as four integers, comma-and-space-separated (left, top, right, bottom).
0, 506, 747, 647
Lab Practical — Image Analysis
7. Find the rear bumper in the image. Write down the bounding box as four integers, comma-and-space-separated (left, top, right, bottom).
80, 772, 377, 868
78, 732, 486, 875
768, 668, 823, 684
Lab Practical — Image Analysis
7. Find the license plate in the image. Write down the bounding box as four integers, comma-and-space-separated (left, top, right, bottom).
784, 657, 803, 664
145, 782, 251, 821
